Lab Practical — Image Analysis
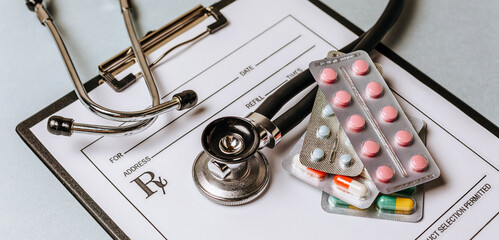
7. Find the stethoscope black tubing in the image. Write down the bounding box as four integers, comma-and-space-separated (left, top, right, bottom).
272, 85, 318, 136
260, 0, 405, 137
353, 0, 406, 53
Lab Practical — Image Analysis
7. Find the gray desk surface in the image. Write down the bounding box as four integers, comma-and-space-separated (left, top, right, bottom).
1, 0, 497, 239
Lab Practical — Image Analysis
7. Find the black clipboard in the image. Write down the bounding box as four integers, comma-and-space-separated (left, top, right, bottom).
16, 0, 499, 239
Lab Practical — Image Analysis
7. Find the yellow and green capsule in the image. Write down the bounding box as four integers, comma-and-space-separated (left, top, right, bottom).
376, 195, 415, 214
328, 196, 361, 210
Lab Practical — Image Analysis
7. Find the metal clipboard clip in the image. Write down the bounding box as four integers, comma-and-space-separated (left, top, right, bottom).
99, 5, 228, 92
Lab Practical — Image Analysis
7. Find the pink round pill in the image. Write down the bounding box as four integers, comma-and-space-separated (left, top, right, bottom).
381, 106, 398, 122
366, 81, 383, 98
376, 166, 394, 182
361, 140, 379, 157
333, 90, 351, 108
347, 115, 365, 132
320, 68, 337, 84
395, 130, 413, 146
352, 59, 369, 75
410, 155, 428, 172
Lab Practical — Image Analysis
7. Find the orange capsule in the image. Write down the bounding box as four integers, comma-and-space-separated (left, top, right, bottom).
292, 155, 326, 180
333, 175, 368, 198
306, 167, 327, 180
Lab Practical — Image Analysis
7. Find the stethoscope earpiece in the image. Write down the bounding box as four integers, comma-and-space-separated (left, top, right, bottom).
47, 116, 74, 136
173, 90, 198, 110
26, 0, 43, 12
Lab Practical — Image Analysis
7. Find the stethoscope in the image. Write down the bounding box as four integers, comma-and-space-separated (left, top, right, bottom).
27, 0, 200, 136
28, 0, 405, 205
192, 0, 406, 205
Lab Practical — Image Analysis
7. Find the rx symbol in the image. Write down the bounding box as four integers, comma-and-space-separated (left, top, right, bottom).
130, 171, 168, 199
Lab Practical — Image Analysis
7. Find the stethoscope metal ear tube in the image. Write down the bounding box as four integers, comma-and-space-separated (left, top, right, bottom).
47, 90, 197, 136
27, 0, 198, 136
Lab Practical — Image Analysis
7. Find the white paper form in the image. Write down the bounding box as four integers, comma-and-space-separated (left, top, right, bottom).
28, 0, 499, 239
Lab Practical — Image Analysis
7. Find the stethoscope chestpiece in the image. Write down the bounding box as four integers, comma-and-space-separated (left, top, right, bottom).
193, 116, 270, 205
201, 117, 259, 163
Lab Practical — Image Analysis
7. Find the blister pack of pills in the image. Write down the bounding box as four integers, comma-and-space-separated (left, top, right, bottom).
299, 90, 364, 176
283, 115, 426, 209
283, 134, 379, 209
320, 113, 427, 222
309, 50, 440, 194
320, 185, 424, 222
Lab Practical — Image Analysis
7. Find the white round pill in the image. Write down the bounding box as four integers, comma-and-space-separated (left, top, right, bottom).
339, 154, 352, 167
322, 105, 334, 117
316, 125, 331, 139
311, 148, 325, 162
